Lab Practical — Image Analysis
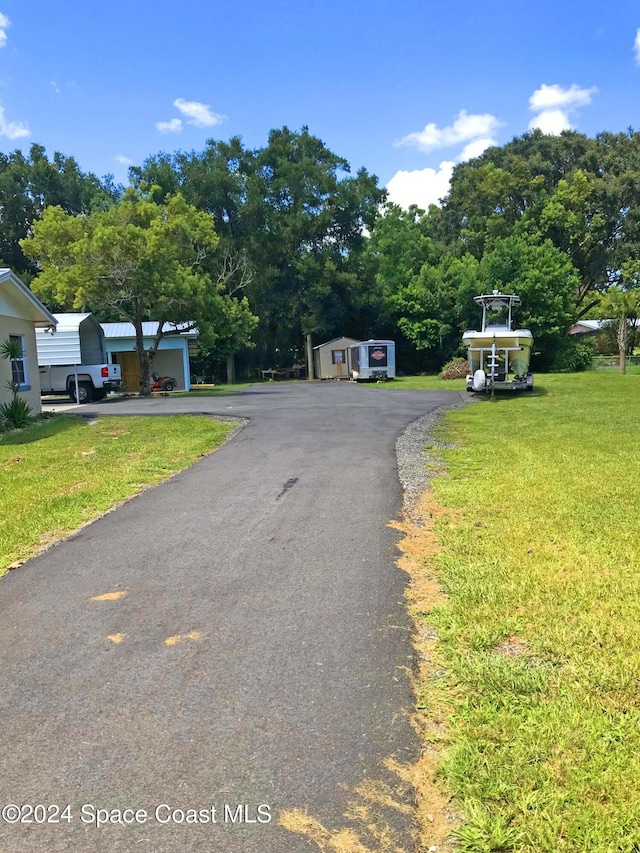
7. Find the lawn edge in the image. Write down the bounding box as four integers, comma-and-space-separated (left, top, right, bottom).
1, 414, 246, 577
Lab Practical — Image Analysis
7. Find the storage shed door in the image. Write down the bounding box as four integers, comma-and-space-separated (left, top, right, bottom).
117, 352, 141, 391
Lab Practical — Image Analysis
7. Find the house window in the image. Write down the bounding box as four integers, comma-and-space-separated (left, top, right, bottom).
9, 334, 29, 390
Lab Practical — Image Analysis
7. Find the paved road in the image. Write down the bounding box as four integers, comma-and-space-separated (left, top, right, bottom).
0, 382, 461, 852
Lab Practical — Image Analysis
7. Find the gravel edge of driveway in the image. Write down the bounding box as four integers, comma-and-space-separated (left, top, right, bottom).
395, 391, 477, 510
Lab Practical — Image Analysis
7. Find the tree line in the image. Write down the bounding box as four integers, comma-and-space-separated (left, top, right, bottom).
5, 127, 640, 387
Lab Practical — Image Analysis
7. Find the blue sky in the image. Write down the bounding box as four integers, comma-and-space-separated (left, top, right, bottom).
1, 0, 639, 209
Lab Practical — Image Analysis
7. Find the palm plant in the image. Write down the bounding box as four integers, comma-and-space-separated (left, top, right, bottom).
0, 337, 32, 428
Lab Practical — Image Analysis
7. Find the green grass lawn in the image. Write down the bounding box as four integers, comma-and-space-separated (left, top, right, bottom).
373, 375, 467, 391
0, 414, 233, 575
417, 373, 640, 851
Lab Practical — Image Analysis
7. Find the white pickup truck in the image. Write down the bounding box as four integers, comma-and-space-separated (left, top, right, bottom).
36, 312, 124, 403
39, 363, 123, 403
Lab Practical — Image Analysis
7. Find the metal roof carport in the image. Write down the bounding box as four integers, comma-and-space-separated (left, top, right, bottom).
100, 322, 198, 392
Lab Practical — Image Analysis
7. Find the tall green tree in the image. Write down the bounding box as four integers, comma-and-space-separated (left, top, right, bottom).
131, 129, 386, 371
21, 190, 256, 394
0, 143, 120, 276
433, 129, 640, 315
533, 169, 612, 314
247, 126, 385, 369
365, 204, 478, 368
478, 234, 579, 364
131, 137, 256, 242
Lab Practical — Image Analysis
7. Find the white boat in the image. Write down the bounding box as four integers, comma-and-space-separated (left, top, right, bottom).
463, 291, 534, 393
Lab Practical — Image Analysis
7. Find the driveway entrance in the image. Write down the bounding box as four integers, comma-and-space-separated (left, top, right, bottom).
0, 382, 462, 853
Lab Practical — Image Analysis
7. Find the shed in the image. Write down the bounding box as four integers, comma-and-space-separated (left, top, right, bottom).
101, 322, 198, 391
0, 268, 57, 414
35, 313, 106, 366
313, 336, 360, 380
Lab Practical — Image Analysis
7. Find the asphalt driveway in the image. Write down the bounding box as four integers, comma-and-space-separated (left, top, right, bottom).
0, 382, 462, 852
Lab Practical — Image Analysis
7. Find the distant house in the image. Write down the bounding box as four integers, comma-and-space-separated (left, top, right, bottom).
568, 320, 608, 336
0, 268, 57, 414
568, 318, 640, 355
100, 322, 199, 391
313, 336, 361, 380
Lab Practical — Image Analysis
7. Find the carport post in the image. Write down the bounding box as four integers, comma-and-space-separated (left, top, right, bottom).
74, 363, 80, 404
306, 333, 314, 381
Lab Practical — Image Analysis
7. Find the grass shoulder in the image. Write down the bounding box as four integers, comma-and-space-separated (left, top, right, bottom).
172, 382, 252, 396
411, 371, 640, 849
0, 413, 234, 576
373, 375, 467, 391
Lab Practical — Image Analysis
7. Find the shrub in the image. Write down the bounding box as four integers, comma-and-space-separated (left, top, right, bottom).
549, 336, 598, 373
440, 357, 469, 380
0, 396, 32, 429
0, 337, 33, 429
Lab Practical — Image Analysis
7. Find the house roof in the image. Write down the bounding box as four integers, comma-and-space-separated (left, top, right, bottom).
100, 321, 199, 340
0, 268, 57, 328
570, 319, 607, 332
567, 319, 627, 335
313, 336, 361, 350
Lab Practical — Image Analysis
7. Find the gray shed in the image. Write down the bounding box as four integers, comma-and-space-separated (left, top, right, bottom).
313, 336, 360, 380
35, 313, 106, 366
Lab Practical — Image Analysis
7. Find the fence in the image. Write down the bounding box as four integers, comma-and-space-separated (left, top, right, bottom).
591, 355, 640, 373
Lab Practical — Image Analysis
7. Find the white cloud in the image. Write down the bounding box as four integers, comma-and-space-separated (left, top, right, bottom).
173, 98, 225, 128
529, 83, 597, 111
459, 137, 495, 161
115, 154, 133, 166
0, 12, 10, 48
387, 109, 502, 210
395, 110, 502, 153
387, 109, 501, 210
528, 83, 596, 136
0, 104, 30, 139
51, 81, 60, 94
529, 108, 572, 135
156, 99, 225, 135
634, 29, 640, 64
156, 118, 183, 134
386, 162, 456, 211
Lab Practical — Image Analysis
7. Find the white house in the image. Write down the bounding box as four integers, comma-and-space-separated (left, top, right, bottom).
0, 269, 57, 414
101, 322, 199, 391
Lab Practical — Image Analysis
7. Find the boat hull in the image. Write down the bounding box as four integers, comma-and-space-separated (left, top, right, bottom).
463, 329, 533, 391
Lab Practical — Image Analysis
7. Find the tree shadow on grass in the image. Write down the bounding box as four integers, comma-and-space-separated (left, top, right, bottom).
0, 414, 86, 447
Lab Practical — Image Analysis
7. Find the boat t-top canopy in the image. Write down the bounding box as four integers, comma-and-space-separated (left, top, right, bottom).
473, 291, 521, 332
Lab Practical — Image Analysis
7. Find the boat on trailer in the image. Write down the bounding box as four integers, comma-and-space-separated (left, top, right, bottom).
463, 291, 534, 393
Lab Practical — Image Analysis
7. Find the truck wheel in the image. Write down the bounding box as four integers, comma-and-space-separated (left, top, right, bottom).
69, 382, 93, 403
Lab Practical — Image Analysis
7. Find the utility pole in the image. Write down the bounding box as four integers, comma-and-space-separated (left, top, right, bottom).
306, 333, 314, 381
